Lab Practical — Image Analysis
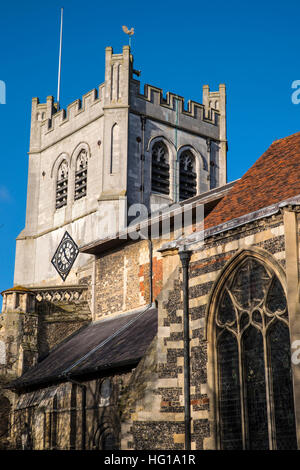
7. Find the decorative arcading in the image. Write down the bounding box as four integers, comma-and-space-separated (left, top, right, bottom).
130, 79, 220, 125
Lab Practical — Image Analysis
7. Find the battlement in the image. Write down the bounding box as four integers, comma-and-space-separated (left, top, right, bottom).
30, 83, 105, 149
29, 45, 226, 151
30, 45, 131, 151
130, 79, 226, 134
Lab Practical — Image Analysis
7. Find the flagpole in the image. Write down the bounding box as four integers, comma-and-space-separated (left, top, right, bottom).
57, 7, 63, 110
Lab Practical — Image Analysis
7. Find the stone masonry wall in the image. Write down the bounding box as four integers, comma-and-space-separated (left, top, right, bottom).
9, 371, 132, 450
119, 213, 287, 450
95, 239, 164, 320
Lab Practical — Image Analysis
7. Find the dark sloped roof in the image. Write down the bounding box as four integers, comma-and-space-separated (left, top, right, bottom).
205, 131, 300, 229
9, 306, 157, 390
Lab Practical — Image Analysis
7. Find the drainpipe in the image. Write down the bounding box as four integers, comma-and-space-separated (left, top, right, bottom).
174, 96, 179, 203
179, 247, 192, 450
140, 115, 146, 205
148, 238, 153, 305
67, 377, 86, 450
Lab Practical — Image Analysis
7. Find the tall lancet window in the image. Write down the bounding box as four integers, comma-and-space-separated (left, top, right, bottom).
179, 151, 197, 201
215, 257, 297, 450
75, 149, 88, 200
56, 160, 68, 209
110, 123, 120, 174
151, 141, 170, 195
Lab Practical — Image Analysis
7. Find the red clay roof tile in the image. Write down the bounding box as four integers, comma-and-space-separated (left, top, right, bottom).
205, 131, 300, 229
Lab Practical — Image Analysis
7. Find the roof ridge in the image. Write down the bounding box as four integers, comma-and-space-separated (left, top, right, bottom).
271, 130, 300, 145
203, 130, 300, 230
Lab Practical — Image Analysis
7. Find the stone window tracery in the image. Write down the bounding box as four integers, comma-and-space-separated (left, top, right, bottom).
75, 150, 88, 200
216, 257, 297, 450
56, 160, 68, 209
179, 151, 197, 200
151, 141, 170, 195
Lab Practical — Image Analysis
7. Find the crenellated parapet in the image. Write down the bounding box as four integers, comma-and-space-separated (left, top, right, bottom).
29, 45, 132, 152
129, 79, 227, 143
130, 79, 220, 126
30, 84, 106, 151
30, 45, 226, 153
15, 45, 228, 288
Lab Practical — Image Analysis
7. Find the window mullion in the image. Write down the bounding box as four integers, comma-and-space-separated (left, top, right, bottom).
262, 320, 275, 449
237, 328, 247, 450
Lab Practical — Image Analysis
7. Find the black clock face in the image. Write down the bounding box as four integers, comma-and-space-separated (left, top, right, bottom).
51, 232, 79, 281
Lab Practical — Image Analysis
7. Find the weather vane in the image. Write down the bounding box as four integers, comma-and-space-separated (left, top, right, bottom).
122, 25, 134, 48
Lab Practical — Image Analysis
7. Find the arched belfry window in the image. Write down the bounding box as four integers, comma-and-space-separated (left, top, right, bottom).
75, 149, 88, 200
151, 141, 170, 195
179, 151, 197, 200
215, 257, 297, 450
56, 160, 68, 209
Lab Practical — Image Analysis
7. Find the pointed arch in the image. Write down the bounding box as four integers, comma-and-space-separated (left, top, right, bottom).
50, 152, 70, 179
205, 247, 287, 340
205, 247, 297, 450
178, 149, 197, 200
70, 142, 91, 169
151, 140, 170, 195
147, 136, 177, 199
74, 149, 88, 200
177, 144, 208, 172
177, 145, 208, 200
56, 159, 69, 209
146, 135, 176, 154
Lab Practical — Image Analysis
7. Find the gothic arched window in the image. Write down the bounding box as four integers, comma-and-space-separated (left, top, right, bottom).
215, 257, 297, 450
179, 151, 197, 201
151, 141, 170, 195
56, 160, 68, 209
102, 432, 116, 450
75, 149, 88, 200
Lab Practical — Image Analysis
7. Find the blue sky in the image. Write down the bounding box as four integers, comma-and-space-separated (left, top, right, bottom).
0, 0, 300, 293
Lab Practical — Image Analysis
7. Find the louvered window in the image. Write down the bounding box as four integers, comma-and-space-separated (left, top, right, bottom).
216, 257, 297, 450
151, 142, 169, 195
56, 160, 68, 209
75, 150, 88, 200
179, 151, 197, 200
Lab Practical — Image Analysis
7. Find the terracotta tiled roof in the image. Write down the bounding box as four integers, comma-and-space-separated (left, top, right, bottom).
205, 131, 300, 229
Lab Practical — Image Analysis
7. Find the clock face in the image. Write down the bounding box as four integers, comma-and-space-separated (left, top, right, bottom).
51, 232, 79, 281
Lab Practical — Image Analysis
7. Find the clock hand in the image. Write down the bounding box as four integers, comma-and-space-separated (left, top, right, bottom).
62, 246, 69, 262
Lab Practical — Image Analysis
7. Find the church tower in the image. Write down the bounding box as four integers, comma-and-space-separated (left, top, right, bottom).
14, 45, 227, 288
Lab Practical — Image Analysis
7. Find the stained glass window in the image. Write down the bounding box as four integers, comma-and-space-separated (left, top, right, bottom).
216, 257, 297, 449
218, 331, 243, 450
268, 322, 297, 449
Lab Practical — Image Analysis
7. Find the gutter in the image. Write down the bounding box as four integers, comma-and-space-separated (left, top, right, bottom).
79, 181, 237, 255
161, 194, 300, 251
8, 358, 142, 392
